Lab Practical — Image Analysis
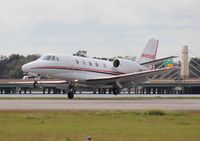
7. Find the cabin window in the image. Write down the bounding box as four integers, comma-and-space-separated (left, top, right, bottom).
89, 61, 92, 66
103, 63, 107, 68
82, 60, 86, 65
56, 57, 59, 61
76, 59, 79, 64
95, 62, 99, 67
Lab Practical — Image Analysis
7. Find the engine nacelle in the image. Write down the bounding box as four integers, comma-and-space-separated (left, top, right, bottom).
113, 58, 145, 73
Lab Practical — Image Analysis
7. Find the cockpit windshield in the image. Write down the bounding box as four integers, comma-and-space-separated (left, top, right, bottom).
41, 55, 59, 61
41, 55, 51, 60
51, 56, 56, 61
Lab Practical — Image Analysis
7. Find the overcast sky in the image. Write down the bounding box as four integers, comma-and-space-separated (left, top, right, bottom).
0, 0, 199, 58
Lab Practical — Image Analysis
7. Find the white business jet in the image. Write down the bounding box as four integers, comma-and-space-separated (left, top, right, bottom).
22, 39, 177, 99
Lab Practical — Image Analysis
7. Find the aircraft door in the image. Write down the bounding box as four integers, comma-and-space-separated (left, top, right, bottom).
66, 56, 74, 79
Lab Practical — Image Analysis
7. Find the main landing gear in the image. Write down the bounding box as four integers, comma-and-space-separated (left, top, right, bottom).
67, 83, 75, 99
112, 87, 120, 95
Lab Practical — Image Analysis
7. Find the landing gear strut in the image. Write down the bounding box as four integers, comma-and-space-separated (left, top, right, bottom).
33, 75, 41, 88
33, 80, 38, 88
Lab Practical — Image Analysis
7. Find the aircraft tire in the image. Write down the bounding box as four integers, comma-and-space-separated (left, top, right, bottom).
68, 91, 74, 99
113, 88, 120, 95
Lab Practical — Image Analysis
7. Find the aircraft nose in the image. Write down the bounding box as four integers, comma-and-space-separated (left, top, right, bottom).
22, 63, 30, 72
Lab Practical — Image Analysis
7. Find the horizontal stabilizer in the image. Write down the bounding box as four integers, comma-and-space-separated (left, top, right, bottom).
140, 56, 177, 66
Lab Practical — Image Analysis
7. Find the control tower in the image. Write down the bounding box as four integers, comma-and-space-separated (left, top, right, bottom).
181, 45, 189, 79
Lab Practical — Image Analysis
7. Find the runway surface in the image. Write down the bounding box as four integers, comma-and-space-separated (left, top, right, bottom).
1, 93, 200, 98
0, 99, 200, 111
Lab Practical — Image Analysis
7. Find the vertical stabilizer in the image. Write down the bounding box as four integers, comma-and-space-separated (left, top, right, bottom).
139, 38, 159, 70
139, 38, 159, 64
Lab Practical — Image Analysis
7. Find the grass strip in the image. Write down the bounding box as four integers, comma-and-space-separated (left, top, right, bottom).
0, 110, 199, 141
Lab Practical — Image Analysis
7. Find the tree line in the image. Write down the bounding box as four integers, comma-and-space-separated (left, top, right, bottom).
0, 54, 40, 79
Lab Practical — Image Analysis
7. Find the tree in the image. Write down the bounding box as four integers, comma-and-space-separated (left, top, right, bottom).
0, 54, 40, 79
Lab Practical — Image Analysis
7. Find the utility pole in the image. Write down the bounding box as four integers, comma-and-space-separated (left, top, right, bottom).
181, 45, 189, 79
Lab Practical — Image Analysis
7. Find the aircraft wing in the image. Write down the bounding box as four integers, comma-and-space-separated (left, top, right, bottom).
9, 80, 68, 88
10, 80, 67, 84
9, 79, 92, 91
86, 67, 179, 85
140, 56, 177, 66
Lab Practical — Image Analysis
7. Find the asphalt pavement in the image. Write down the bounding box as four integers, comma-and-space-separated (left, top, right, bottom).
0, 96, 199, 111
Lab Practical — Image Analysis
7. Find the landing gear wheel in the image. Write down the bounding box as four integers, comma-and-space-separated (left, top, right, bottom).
68, 91, 74, 99
113, 88, 120, 95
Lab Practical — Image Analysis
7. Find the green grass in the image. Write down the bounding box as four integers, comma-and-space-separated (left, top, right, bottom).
145, 109, 167, 116
0, 110, 200, 141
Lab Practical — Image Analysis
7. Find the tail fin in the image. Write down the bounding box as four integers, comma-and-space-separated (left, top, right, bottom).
139, 38, 159, 64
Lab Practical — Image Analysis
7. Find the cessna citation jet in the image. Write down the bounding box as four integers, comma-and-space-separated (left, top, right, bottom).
22, 39, 177, 99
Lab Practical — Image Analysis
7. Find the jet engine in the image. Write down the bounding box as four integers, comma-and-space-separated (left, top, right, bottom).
113, 58, 145, 73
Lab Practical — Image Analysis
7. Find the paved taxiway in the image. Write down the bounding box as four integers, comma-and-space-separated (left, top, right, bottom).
1, 94, 200, 98
0, 98, 199, 111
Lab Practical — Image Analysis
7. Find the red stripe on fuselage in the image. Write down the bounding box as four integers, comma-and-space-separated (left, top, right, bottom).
31, 66, 124, 75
